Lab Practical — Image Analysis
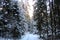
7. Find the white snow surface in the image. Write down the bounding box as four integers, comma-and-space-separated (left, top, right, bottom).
0, 32, 43, 40
21, 32, 43, 40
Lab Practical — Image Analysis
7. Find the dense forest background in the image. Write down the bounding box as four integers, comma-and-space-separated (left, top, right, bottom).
34, 0, 60, 40
0, 0, 60, 40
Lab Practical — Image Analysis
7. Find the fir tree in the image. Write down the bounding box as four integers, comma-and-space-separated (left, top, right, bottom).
0, 0, 21, 38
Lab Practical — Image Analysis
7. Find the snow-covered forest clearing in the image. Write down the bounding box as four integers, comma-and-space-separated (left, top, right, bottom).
0, 0, 60, 40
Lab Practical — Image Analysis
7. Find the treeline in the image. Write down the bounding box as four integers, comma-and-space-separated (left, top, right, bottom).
34, 0, 60, 40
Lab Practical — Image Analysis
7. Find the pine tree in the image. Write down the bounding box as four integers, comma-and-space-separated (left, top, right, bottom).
0, 0, 21, 38
34, 0, 50, 40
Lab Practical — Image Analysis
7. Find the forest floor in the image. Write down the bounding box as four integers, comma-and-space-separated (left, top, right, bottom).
0, 32, 43, 40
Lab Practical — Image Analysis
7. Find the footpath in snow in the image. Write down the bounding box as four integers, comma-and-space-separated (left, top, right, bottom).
21, 32, 40, 40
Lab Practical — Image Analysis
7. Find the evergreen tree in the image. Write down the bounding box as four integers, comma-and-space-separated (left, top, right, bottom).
0, 0, 21, 38
34, 0, 47, 38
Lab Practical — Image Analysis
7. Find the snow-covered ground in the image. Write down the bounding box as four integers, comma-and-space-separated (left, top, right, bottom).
21, 32, 41, 40
0, 32, 43, 40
